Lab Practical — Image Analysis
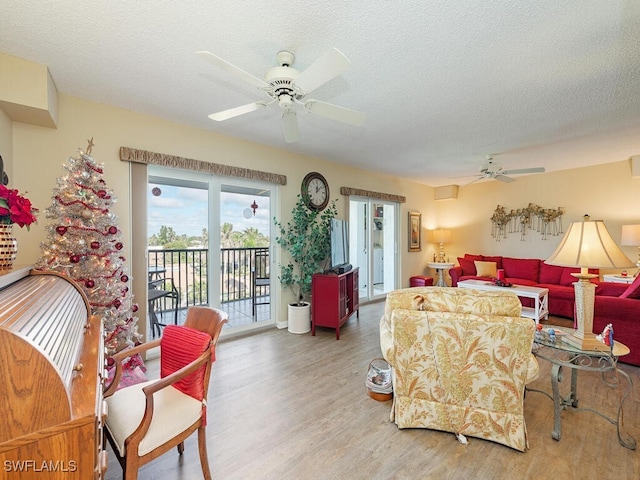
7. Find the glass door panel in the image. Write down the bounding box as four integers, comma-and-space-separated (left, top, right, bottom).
349, 197, 398, 302
148, 166, 275, 334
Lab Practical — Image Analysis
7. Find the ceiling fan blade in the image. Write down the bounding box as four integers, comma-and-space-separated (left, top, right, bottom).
303, 100, 366, 126
501, 167, 546, 175
495, 174, 516, 183
281, 110, 299, 143
195, 51, 269, 89
208, 102, 268, 121
294, 48, 351, 94
464, 176, 483, 186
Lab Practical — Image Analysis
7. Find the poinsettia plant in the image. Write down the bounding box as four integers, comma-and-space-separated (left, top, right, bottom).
0, 184, 38, 229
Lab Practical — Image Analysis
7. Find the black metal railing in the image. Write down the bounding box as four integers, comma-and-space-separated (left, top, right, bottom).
148, 247, 269, 312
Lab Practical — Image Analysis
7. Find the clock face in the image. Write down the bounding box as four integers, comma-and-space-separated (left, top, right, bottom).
301, 172, 329, 211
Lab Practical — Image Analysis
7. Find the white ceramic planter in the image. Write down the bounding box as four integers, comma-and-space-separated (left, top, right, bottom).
287, 302, 311, 334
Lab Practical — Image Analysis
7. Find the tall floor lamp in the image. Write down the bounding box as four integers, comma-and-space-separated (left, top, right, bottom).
546, 216, 634, 350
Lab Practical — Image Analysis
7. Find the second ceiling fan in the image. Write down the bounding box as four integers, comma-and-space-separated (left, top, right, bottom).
466, 155, 545, 185
196, 48, 366, 143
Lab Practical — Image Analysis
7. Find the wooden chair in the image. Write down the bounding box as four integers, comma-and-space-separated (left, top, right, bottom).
104, 306, 228, 480
251, 249, 270, 319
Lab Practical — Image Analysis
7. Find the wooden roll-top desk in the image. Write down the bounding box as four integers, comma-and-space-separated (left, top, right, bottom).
0, 267, 107, 478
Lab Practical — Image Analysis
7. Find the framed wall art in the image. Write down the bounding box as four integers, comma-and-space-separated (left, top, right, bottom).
408, 211, 421, 252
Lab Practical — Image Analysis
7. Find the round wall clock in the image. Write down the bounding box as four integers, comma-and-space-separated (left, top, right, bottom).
301, 172, 329, 211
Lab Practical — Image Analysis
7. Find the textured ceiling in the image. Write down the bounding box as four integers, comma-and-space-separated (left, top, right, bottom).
1, 0, 639, 186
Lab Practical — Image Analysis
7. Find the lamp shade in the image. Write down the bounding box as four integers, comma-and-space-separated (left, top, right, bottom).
432, 229, 451, 244
546, 217, 633, 269
621, 224, 640, 246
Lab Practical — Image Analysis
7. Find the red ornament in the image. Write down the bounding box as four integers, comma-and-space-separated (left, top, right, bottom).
115, 242, 123, 250
91, 241, 100, 249
113, 299, 122, 308
132, 304, 139, 312
70, 254, 81, 263
121, 274, 129, 282
85, 279, 95, 288
108, 226, 118, 234
97, 190, 107, 198
56, 226, 68, 235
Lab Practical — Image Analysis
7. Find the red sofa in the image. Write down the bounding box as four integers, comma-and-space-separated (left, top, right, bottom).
450, 254, 640, 366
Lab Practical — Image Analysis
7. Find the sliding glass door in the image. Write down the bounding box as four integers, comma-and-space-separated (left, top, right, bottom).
348, 197, 398, 302
147, 166, 275, 333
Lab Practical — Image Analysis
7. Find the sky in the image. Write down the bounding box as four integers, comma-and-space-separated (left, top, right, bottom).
147, 183, 271, 239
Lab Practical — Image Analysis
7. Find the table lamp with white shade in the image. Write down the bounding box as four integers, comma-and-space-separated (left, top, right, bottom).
621, 224, 640, 276
432, 229, 451, 263
546, 215, 634, 350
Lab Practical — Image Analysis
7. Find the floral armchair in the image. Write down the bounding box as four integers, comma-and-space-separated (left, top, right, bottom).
380, 287, 538, 451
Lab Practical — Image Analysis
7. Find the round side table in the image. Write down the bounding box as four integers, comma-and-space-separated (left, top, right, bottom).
427, 262, 454, 286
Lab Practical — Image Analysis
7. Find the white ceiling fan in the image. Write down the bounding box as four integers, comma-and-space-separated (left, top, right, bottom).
465, 155, 545, 185
195, 48, 366, 143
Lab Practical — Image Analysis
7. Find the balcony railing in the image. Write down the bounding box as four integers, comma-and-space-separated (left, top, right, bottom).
147, 247, 269, 319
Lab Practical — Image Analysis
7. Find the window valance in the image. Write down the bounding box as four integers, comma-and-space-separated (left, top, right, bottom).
119, 146, 287, 185
340, 186, 406, 203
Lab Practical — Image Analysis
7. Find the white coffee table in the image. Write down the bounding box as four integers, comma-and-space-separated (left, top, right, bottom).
457, 279, 549, 323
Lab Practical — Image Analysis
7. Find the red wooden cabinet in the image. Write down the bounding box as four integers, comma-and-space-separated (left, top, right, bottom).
311, 267, 359, 339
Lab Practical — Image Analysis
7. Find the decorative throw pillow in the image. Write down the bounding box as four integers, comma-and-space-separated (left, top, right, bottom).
482, 255, 503, 269
161, 325, 212, 400
620, 274, 640, 299
457, 256, 477, 276
474, 260, 497, 278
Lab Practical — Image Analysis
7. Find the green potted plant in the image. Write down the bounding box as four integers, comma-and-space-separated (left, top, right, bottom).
274, 194, 337, 333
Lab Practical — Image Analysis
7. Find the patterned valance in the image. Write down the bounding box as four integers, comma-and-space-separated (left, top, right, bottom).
119, 146, 287, 185
340, 186, 406, 203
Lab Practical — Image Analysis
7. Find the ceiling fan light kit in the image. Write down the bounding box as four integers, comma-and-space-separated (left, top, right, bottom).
197, 47, 366, 143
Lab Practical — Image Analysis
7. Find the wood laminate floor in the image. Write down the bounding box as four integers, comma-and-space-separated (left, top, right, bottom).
105, 301, 639, 480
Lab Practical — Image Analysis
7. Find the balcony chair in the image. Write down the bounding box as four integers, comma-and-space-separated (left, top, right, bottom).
148, 276, 180, 338
251, 249, 270, 319
104, 306, 228, 480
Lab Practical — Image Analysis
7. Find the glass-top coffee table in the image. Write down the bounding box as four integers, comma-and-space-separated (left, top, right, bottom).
528, 326, 636, 449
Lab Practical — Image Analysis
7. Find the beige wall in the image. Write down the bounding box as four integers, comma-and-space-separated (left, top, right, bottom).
434, 160, 640, 279
9, 94, 437, 325
0, 108, 12, 180
5, 87, 639, 326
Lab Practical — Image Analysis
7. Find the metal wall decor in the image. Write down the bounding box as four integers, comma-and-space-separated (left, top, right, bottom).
490, 203, 564, 241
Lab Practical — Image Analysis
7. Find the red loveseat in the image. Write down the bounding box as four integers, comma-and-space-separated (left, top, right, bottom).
450, 254, 640, 366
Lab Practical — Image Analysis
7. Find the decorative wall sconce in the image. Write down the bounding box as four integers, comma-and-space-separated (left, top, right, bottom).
490, 203, 563, 241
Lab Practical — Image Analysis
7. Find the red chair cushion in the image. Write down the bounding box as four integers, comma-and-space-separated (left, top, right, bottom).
559, 267, 599, 286
620, 274, 640, 299
539, 263, 563, 284
502, 257, 540, 283
482, 255, 503, 269
458, 256, 477, 276
161, 325, 212, 400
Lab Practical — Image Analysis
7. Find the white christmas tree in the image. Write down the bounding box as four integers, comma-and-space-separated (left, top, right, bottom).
34, 139, 141, 355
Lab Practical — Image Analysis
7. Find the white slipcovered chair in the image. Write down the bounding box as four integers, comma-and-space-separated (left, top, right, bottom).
380, 287, 538, 451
